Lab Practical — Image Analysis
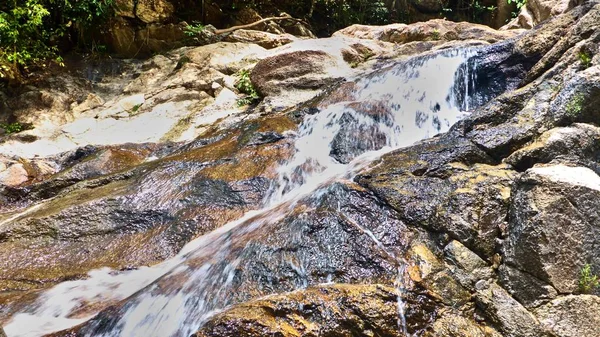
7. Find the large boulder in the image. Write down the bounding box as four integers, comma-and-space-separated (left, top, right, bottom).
185, 42, 266, 74
334, 20, 522, 44
502, 0, 581, 30
506, 123, 600, 171
534, 295, 600, 337
194, 284, 426, 337
504, 164, 600, 295
475, 281, 548, 337
223, 30, 297, 49
250, 49, 346, 106
135, 0, 175, 23
356, 133, 514, 258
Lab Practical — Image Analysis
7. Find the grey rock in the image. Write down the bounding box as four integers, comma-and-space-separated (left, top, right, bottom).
504, 164, 600, 294
534, 295, 600, 337
506, 123, 600, 171
475, 281, 548, 337
498, 264, 558, 308
444, 240, 494, 290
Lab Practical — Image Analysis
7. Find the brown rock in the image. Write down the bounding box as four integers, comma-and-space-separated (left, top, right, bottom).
136, 0, 175, 23
334, 20, 521, 44
475, 281, 548, 337
106, 17, 138, 57
194, 284, 436, 337
113, 0, 135, 18
250, 50, 342, 97
185, 42, 266, 74
223, 30, 297, 49
0, 162, 29, 187
424, 311, 502, 337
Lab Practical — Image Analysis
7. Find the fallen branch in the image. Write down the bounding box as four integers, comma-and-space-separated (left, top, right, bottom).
213, 15, 309, 35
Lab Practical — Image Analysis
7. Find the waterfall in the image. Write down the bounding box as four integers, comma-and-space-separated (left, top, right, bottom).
4, 47, 480, 337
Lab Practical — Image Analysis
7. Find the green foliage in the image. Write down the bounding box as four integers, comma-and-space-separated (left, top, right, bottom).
579, 264, 599, 294
0, 0, 113, 72
184, 22, 205, 37
472, 1, 497, 23
508, 0, 527, 18
431, 29, 441, 41
0, 122, 24, 134
508, 0, 527, 10
312, 0, 389, 34
578, 51, 592, 69
566, 93, 585, 117
235, 69, 260, 107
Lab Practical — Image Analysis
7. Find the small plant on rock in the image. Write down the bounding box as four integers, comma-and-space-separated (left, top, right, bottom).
0, 122, 24, 134
579, 264, 599, 294
566, 93, 585, 117
431, 29, 441, 41
184, 22, 205, 36
578, 50, 592, 69
235, 69, 260, 107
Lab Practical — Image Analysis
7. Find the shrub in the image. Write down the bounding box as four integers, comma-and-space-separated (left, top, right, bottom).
578, 51, 592, 69
0, 122, 24, 134
0, 0, 113, 75
579, 264, 599, 294
566, 93, 585, 117
235, 69, 260, 106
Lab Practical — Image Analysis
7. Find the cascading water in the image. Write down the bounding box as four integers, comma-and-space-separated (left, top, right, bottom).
4, 47, 482, 337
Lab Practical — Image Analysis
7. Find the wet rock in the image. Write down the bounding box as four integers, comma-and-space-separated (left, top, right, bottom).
194, 284, 436, 337
504, 164, 600, 294
506, 123, 600, 171
498, 264, 558, 308
194, 284, 398, 337
475, 281, 547, 337
223, 30, 297, 49
245, 131, 285, 146
534, 295, 600, 337
357, 133, 514, 258
56, 181, 420, 336
549, 66, 600, 126
444, 240, 494, 290
136, 0, 174, 23
407, 244, 471, 306
0, 115, 294, 299
329, 109, 388, 164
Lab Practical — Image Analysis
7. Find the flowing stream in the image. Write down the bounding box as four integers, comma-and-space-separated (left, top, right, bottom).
5, 47, 481, 337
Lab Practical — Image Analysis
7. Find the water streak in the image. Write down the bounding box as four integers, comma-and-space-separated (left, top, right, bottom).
5, 47, 479, 337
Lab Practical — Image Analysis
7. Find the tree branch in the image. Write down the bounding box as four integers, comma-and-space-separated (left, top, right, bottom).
213, 16, 309, 35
